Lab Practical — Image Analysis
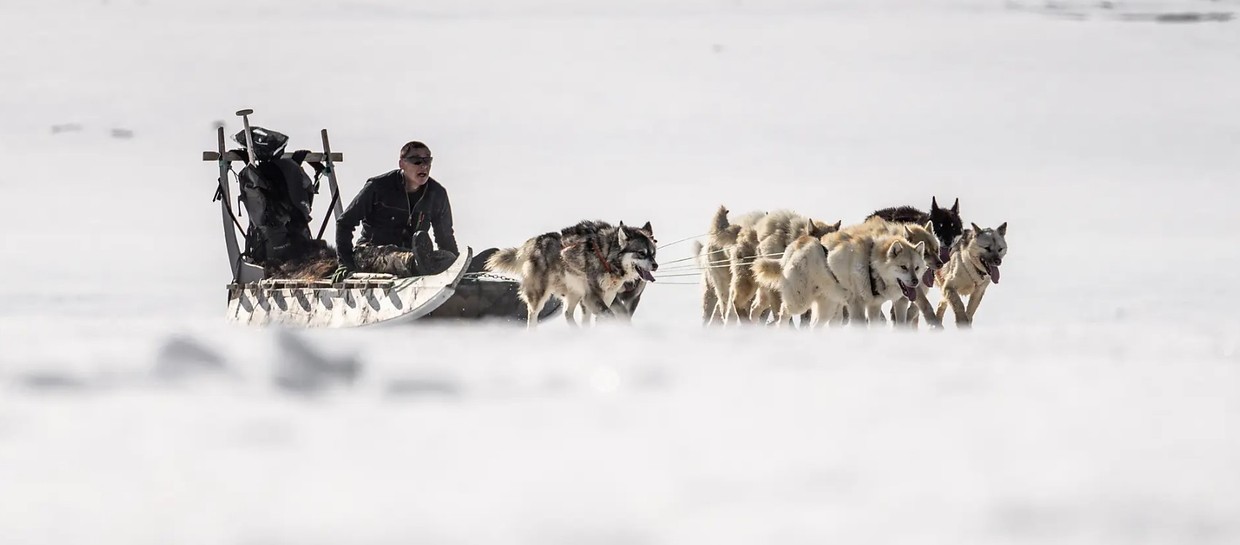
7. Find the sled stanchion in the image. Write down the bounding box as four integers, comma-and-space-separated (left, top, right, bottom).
315, 128, 344, 241
321, 129, 344, 220
216, 126, 245, 283
236, 108, 258, 166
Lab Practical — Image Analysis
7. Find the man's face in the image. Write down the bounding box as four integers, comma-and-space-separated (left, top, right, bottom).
400, 151, 433, 188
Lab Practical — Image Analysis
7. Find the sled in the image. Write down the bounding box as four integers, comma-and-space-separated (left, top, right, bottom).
228, 248, 470, 327
205, 109, 559, 327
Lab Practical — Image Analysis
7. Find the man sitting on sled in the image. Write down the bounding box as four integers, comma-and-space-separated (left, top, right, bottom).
332, 141, 460, 282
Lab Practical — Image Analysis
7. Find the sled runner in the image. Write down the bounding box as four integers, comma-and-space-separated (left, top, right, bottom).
205, 109, 560, 327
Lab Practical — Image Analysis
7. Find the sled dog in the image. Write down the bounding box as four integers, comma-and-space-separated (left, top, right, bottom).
486, 220, 658, 327
754, 229, 926, 327
935, 222, 1007, 328
748, 212, 840, 324
699, 206, 766, 324
839, 217, 943, 327
869, 196, 963, 264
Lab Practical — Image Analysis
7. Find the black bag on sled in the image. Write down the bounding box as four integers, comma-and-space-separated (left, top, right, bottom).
232, 127, 317, 266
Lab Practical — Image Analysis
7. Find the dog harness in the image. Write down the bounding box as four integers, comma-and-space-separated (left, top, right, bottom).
964, 254, 989, 284
560, 241, 615, 275
592, 243, 615, 274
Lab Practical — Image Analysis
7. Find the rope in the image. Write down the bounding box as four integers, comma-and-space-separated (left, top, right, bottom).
658, 254, 703, 267
657, 252, 787, 273
656, 231, 709, 250
653, 271, 707, 279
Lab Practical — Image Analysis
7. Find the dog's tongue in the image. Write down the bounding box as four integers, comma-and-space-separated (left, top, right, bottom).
986, 263, 1000, 284
898, 279, 918, 301
638, 268, 656, 282
922, 269, 935, 288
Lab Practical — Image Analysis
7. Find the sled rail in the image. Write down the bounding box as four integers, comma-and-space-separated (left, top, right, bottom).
203, 151, 344, 163
250, 273, 400, 290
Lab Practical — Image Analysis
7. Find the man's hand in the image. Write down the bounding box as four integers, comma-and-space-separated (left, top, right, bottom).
330, 265, 353, 284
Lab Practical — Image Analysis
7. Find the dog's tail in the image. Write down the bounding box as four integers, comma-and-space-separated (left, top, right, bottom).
709, 205, 742, 247
752, 258, 783, 290
485, 247, 523, 276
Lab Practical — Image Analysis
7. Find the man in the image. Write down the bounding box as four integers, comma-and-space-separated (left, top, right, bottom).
333, 141, 459, 281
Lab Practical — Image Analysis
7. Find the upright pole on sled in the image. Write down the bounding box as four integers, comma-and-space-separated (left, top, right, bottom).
321, 129, 345, 220
217, 108, 265, 284
217, 126, 245, 282
236, 108, 258, 166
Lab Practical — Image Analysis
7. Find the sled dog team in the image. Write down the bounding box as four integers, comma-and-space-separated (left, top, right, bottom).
485, 198, 1007, 329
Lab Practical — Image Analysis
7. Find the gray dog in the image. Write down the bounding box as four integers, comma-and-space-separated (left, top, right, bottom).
487, 220, 658, 327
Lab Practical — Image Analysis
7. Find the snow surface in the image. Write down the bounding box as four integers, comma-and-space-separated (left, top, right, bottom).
2, 0, 1239, 543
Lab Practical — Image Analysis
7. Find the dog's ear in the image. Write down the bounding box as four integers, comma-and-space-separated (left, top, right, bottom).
830, 220, 842, 232
913, 241, 926, 256
923, 220, 935, 234
931, 196, 940, 211
996, 222, 1007, 236
888, 241, 904, 258
642, 221, 653, 234
617, 222, 628, 246
971, 222, 982, 234
951, 198, 960, 214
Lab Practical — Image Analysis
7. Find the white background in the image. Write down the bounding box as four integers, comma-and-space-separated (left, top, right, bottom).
1, 0, 1238, 543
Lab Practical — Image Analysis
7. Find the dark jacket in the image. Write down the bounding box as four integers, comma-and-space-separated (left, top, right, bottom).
336, 170, 458, 268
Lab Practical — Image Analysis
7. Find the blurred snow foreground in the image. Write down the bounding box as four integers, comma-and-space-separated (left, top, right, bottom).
2, 0, 1240, 543
2, 322, 1238, 544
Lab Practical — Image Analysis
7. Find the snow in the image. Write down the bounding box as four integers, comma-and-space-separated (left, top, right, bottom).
2, 0, 1239, 543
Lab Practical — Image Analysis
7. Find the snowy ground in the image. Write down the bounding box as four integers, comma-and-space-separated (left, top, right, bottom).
2, 0, 1239, 543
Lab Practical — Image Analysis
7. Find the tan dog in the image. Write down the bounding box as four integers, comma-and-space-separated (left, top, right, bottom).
821, 228, 928, 327
844, 217, 943, 328
754, 229, 926, 328
935, 222, 1007, 328
699, 205, 765, 325
748, 212, 841, 325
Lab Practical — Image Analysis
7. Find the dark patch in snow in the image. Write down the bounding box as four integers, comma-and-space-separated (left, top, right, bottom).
273, 330, 361, 394
153, 335, 233, 381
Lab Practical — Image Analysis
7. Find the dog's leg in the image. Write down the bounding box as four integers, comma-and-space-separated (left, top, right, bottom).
847, 300, 868, 327
942, 288, 969, 327
964, 283, 989, 323
701, 274, 718, 326
563, 294, 581, 327
713, 281, 732, 326
705, 247, 732, 325
892, 299, 909, 325
728, 280, 756, 325
820, 301, 844, 327
774, 302, 794, 328
608, 294, 633, 323
749, 289, 769, 326
914, 288, 940, 329
580, 290, 614, 323
810, 296, 833, 328
524, 289, 550, 330
623, 289, 642, 318
935, 291, 951, 322
867, 303, 888, 328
